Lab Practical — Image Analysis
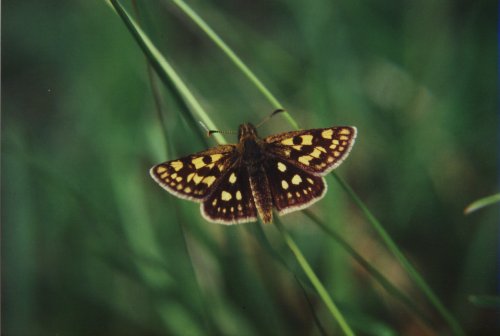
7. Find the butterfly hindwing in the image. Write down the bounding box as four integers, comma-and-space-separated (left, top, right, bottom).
150, 145, 236, 201
264, 156, 327, 215
201, 164, 258, 224
264, 126, 357, 175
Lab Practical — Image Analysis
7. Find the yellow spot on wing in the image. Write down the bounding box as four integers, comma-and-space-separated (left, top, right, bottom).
210, 154, 223, 162
281, 180, 289, 190
170, 161, 183, 171
221, 191, 232, 201
193, 174, 203, 184
310, 148, 322, 158
203, 176, 216, 186
156, 166, 167, 173
192, 157, 206, 169
277, 162, 287, 172
301, 134, 313, 145
298, 155, 313, 165
229, 173, 237, 184
339, 128, 351, 135
322, 129, 333, 139
317, 146, 327, 153
291, 174, 302, 185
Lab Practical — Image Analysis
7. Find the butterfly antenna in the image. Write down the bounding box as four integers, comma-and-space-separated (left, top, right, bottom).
255, 108, 286, 128
199, 121, 235, 137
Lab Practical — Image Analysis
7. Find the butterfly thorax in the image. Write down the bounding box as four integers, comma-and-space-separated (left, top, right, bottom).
238, 123, 265, 166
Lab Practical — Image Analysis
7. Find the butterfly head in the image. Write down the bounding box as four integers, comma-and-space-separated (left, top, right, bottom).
238, 123, 259, 142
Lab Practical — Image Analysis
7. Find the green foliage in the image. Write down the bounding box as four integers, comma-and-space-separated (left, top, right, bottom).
3, 0, 497, 335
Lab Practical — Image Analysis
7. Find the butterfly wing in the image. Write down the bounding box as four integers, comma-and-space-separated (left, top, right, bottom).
150, 145, 236, 201
201, 163, 258, 224
264, 156, 327, 215
264, 126, 357, 176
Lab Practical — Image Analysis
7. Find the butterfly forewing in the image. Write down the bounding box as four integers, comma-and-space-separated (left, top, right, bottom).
264, 157, 326, 215
150, 145, 236, 201
264, 126, 357, 175
201, 164, 258, 224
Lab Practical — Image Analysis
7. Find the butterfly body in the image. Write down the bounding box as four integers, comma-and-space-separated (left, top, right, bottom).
150, 123, 357, 224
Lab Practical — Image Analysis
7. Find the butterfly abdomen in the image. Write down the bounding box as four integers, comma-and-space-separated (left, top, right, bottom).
248, 165, 273, 223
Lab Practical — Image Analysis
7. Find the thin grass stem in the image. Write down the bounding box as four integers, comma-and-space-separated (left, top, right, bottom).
332, 174, 465, 336
109, 0, 226, 144
168, 0, 299, 130
274, 218, 355, 336
303, 210, 434, 328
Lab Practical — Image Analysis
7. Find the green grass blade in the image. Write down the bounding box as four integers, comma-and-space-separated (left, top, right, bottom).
167, 0, 299, 130
303, 210, 434, 328
464, 193, 500, 215
108, 0, 226, 144
274, 218, 355, 336
469, 295, 500, 308
332, 174, 465, 336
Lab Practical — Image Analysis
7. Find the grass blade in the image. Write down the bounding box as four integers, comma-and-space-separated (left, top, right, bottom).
303, 210, 434, 328
468, 295, 500, 308
464, 193, 500, 215
332, 174, 465, 335
274, 218, 355, 336
108, 0, 226, 144
167, 0, 299, 130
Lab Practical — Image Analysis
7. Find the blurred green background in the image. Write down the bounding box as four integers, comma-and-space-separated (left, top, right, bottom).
3, 0, 498, 335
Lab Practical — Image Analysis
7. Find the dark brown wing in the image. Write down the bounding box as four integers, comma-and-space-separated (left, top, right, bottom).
150, 145, 236, 201
201, 163, 257, 224
264, 126, 357, 176
264, 156, 326, 215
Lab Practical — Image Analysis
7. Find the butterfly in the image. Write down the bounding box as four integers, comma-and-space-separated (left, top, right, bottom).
150, 123, 357, 224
